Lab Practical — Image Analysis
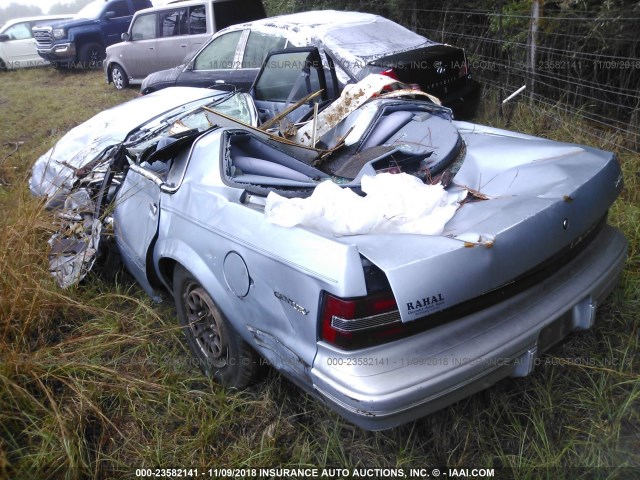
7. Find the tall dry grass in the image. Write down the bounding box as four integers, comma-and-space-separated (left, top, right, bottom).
0, 68, 638, 479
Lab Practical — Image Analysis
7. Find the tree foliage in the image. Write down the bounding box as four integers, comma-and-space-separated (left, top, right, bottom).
261, 0, 639, 136
0, 3, 43, 25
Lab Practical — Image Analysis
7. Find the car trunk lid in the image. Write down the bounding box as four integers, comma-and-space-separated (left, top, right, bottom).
334, 132, 622, 323
368, 45, 469, 100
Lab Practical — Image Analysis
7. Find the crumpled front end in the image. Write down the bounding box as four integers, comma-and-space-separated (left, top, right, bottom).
29, 87, 236, 204
29, 139, 118, 207
48, 189, 103, 288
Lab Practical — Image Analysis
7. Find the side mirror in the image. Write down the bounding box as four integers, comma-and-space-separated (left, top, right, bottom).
121, 32, 130, 42
104, 11, 116, 20
0, 34, 10, 42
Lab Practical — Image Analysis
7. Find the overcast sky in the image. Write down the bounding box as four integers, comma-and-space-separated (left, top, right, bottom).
0, 0, 64, 13
0, 0, 169, 14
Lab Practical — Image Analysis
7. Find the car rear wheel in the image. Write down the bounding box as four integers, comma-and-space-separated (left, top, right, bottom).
78, 42, 105, 69
173, 265, 258, 388
110, 63, 129, 90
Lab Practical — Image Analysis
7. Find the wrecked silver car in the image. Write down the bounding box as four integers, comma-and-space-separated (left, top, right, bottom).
31, 48, 627, 430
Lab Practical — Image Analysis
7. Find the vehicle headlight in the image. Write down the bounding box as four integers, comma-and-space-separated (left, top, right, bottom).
52, 28, 65, 40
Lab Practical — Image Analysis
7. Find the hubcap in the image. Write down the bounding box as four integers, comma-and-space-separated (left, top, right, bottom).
185, 285, 227, 367
113, 68, 124, 89
88, 49, 101, 68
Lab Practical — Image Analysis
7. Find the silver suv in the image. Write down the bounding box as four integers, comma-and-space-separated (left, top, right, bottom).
104, 0, 265, 89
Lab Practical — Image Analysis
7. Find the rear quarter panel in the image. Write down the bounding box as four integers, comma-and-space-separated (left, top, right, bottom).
153, 130, 367, 379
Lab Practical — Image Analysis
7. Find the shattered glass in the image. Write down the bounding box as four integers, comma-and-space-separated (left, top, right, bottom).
322, 17, 432, 64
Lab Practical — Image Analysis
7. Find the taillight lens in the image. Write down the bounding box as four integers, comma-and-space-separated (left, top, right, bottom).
319, 291, 405, 349
381, 68, 399, 80
458, 58, 469, 78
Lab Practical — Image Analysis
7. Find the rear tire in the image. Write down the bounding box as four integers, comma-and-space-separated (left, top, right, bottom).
110, 63, 129, 90
173, 265, 259, 388
78, 42, 105, 69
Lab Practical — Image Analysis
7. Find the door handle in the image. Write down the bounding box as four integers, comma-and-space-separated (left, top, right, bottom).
180, 44, 187, 48
149, 47, 154, 50
150, 203, 158, 215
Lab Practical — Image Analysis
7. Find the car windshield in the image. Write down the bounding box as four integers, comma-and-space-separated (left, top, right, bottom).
0, 20, 19, 33
74, 0, 104, 20
126, 92, 256, 154
323, 17, 431, 65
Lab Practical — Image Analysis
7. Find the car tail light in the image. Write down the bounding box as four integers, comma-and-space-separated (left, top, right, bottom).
458, 58, 469, 78
381, 68, 399, 81
319, 291, 405, 349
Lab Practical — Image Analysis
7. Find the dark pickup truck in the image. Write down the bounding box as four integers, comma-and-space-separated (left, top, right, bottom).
33, 0, 152, 68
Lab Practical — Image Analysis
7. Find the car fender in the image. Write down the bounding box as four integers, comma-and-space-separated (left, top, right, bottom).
152, 237, 244, 334
152, 238, 316, 382
105, 60, 119, 83
68, 25, 102, 46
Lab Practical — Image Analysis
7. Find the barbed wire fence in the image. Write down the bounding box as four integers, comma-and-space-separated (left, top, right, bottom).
266, 0, 640, 153
412, 3, 640, 154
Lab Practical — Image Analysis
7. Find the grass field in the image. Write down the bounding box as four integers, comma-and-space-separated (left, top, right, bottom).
0, 68, 638, 480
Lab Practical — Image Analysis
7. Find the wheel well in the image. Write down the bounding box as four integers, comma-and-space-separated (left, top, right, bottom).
76, 35, 103, 48
107, 62, 119, 81
157, 257, 178, 290
77, 38, 104, 59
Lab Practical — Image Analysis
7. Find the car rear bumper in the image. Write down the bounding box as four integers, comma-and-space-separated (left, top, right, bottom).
311, 224, 627, 430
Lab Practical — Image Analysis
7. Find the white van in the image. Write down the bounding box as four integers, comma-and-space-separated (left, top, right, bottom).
104, 0, 265, 89
0, 15, 72, 69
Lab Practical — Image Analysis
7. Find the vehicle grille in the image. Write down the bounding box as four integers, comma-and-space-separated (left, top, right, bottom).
33, 28, 53, 49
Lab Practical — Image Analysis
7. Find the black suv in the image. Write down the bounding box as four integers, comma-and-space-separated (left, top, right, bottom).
140, 10, 481, 119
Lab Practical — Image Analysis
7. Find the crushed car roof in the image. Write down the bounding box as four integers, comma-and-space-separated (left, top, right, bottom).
221, 10, 438, 64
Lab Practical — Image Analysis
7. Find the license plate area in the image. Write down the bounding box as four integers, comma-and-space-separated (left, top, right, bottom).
512, 297, 596, 378
539, 296, 596, 354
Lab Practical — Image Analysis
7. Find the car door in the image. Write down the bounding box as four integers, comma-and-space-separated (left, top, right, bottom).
113, 163, 163, 298
103, 0, 134, 46
238, 29, 288, 86
186, 4, 208, 55
123, 12, 158, 78
250, 47, 338, 124
156, 6, 191, 69
0, 21, 37, 67
176, 29, 246, 89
